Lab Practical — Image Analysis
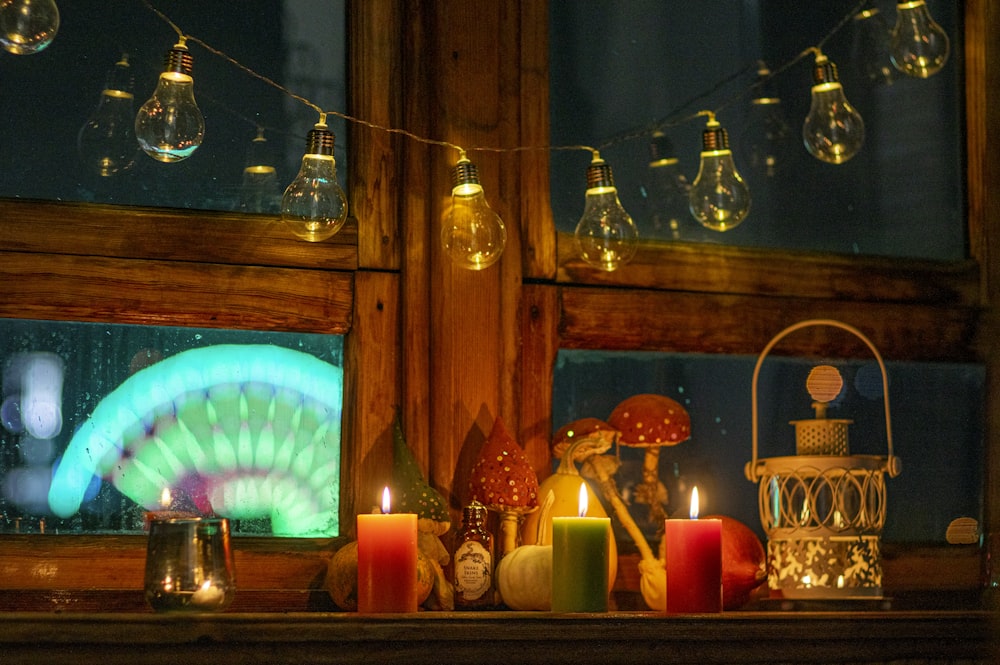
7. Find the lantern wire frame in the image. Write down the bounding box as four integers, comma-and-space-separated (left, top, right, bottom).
744, 319, 902, 598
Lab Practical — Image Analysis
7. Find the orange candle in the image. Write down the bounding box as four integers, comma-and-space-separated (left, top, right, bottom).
665, 487, 722, 614
356, 487, 419, 613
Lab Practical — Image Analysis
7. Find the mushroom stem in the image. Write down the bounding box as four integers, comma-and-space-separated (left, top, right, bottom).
636, 448, 668, 525
580, 452, 656, 563
498, 510, 521, 556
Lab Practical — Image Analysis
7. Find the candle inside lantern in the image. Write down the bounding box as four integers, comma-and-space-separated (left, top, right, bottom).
551, 482, 610, 613
356, 486, 419, 613
664, 486, 722, 614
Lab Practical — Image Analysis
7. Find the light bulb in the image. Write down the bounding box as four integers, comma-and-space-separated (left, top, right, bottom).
77, 55, 137, 177
642, 132, 690, 239
689, 115, 751, 231
281, 120, 348, 242
802, 53, 865, 164
0, 0, 59, 55
574, 154, 638, 271
851, 7, 895, 86
441, 156, 506, 270
239, 127, 280, 214
890, 0, 950, 78
134, 40, 205, 163
742, 63, 792, 179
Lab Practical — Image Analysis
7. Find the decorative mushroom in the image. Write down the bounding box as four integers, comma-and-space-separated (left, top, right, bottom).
467, 416, 539, 556
390, 413, 455, 610
607, 393, 691, 526
521, 422, 619, 591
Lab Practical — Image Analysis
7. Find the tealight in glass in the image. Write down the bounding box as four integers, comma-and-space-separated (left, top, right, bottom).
144, 516, 236, 612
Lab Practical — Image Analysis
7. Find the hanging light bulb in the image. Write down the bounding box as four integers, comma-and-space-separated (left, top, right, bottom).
574, 152, 638, 271
134, 38, 205, 163
441, 154, 507, 270
742, 62, 793, 179
0, 0, 59, 55
642, 131, 690, 240
890, 0, 950, 78
77, 54, 137, 178
281, 115, 348, 242
802, 51, 865, 164
239, 127, 280, 214
851, 6, 895, 86
689, 113, 751, 232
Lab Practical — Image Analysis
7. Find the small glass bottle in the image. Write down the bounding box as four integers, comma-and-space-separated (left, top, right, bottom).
453, 500, 494, 609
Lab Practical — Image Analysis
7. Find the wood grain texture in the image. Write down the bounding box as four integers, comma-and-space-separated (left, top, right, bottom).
965, 0, 1000, 596
520, 283, 560, 476
348, 0, 402, 271
0, 199, 358, 271
0, 611, 992, 665
342, 270, 401, 528
0, 251, 353, 333
558, 285, 979, 362
557, 233, 980, 307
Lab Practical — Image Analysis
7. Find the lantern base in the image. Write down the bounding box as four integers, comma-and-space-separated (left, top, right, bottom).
766, 535, 882, 600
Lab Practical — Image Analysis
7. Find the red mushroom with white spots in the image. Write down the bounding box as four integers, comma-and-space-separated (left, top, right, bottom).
467, 416, 540, 555
607, 393, 691, 525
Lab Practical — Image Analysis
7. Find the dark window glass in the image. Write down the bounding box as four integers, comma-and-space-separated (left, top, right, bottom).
0, 319, 344, 537
550, 1, 964, 260
0, 1, 347, 214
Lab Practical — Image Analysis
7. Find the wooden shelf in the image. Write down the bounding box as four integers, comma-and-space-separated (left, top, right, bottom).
0, 610, 993, 665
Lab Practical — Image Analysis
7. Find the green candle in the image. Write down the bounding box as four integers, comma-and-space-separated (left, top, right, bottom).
551, 482, 610, 612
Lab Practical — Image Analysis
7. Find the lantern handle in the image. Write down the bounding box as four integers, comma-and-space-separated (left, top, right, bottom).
745, 319, 901, 482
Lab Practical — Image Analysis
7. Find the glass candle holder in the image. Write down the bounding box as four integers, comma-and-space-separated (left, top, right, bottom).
144, 516, 236, 612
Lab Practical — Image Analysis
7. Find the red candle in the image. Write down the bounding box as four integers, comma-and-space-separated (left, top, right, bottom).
664, 487, 722, 614
356, 487, 419, 613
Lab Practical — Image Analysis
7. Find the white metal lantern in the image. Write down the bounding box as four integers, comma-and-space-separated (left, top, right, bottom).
745, 319, 902, 599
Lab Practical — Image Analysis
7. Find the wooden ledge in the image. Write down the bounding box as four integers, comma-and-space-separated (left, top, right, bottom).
0, 610, 993, 665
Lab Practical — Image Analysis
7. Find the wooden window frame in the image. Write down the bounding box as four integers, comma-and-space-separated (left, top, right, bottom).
0, 0, 996, 611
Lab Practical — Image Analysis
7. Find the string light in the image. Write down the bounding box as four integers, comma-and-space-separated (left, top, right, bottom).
134, 38, 205, 163
0, 0, 59, 55
802, 49, 865, 165
442, 153, 507, 270
239, 127, 280, 214
688, 112, 751, 232
119, 0, 944, 246
574, 152, 638, 271
281, 115, 348, 242
77, 54, 137, 177
890, 0, 950, 78
642, 132, 690, 239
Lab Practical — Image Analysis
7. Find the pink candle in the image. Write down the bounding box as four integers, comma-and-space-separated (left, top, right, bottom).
356, 487, 419, 613
664, 487, 722, 614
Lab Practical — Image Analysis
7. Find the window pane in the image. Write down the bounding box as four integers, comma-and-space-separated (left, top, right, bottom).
0, 319, 344, 537
0, 0, 346, 214
550, 1, 964, 260
553, 349, 983, 545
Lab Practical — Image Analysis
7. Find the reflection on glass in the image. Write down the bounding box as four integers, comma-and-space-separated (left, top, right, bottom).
0, 319, 344, 536
551, 349, 982, 545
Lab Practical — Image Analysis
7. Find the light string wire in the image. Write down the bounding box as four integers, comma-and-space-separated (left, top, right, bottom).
140, 0, 870, 163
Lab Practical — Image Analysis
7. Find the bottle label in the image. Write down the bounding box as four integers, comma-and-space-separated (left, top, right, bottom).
454, 540, 492, 600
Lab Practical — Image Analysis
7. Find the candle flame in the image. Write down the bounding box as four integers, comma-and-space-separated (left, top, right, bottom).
160, 487, 171, 509
381, 486, 391, 514
690, 486, 700, 520
578, 481, 588, 517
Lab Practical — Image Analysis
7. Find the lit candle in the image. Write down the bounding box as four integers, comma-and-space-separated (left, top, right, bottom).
356, 486, 419, 613
143, 487, 194, 530
664, 486, 722, 614
551, 482, 611, 613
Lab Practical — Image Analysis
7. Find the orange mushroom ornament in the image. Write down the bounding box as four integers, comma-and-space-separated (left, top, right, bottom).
607, 393, 691, 525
